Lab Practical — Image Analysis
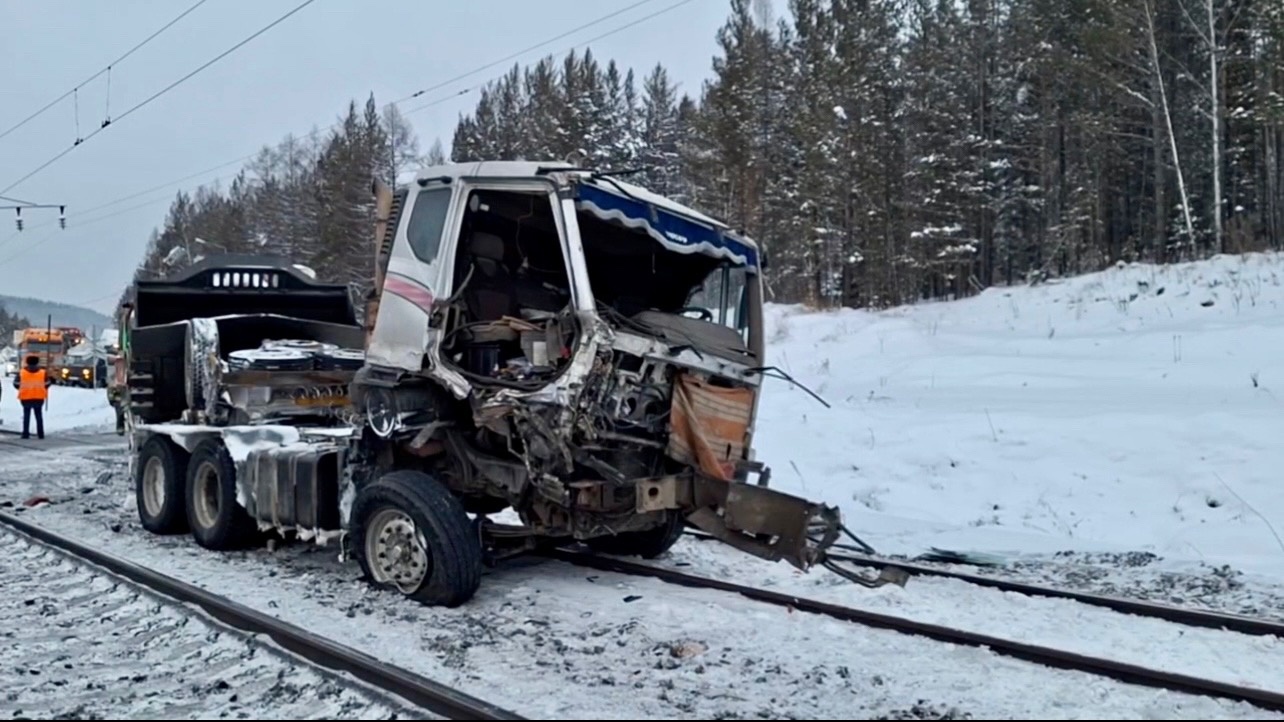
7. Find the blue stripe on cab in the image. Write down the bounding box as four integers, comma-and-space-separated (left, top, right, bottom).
573, 181, 759, 269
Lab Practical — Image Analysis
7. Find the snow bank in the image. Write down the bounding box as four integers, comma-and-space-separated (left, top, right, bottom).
754, 252, 1284, 579
0, 382, 116, 434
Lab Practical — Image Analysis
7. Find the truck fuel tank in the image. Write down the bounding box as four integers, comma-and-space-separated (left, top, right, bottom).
243, 442, 347, 536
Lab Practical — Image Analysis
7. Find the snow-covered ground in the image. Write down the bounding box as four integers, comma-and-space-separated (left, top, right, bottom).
3, 251, 1284, 718
750, 251, 1284, 582
1, 451, 1277, 720
0, 382, 116, 435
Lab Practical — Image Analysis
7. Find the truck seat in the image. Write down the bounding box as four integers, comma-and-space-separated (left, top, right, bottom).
464, 231, 519, 322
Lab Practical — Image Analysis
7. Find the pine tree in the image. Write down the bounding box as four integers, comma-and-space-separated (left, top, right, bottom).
639, 64, 681, 194
0, 304, 32, 343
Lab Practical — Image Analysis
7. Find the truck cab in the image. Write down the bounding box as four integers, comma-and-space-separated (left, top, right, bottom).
18, 328, 69, 380
349, 161, 840, 604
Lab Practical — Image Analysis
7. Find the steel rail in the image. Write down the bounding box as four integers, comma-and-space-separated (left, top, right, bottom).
0, 511, 526, 721
0, 427, 113, 444
545, 549, 1284, 713
681, 528, 1284, 638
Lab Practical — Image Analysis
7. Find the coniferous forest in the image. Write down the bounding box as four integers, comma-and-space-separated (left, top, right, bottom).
0, 305, 32, 344
132, 0, 1284, 310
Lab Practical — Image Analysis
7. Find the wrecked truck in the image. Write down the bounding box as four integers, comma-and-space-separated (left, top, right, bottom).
121, 160, 874, 607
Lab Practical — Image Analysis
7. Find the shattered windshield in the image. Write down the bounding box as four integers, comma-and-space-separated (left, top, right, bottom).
572, 180, 757, 340
575, 206, 752, 330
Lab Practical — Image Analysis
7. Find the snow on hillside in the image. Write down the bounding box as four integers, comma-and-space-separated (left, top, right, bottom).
750, 251, 1284, 582
0, 295, 112, 333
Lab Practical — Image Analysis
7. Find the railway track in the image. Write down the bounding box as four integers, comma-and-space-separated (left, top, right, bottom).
0, 423, 111, 436
683, 528, 1284, 637
0, 511, 525, 721
0, 426, 35, 439
544, 547, 1284, 714
0, 427, 120, 450
0, 426, 109, 438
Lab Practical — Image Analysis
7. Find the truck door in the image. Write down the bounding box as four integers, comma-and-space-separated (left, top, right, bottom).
367, 177, 471, 397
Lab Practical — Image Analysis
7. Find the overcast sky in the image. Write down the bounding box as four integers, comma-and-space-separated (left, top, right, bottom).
0, 0, 768, 316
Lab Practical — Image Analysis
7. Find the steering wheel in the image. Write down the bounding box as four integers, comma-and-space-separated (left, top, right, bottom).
678, 306, 714, 322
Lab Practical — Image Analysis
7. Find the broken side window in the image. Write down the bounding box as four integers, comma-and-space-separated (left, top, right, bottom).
686, 264, 749, 337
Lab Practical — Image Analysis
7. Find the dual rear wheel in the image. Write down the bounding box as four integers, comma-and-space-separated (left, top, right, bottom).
134, 436, 255, 549
133, 437, 484, 606
584, 510, 686, 559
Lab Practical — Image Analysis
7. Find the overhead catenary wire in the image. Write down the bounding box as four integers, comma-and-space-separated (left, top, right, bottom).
390, 0, 663, 106
4, 0, 689, 238
0, 0, 319, 196
0, 0, 210, 144
404, 0, 699, 116
0, 190, 185, 267
61, 157, 252, 220
9, 0, 700, 297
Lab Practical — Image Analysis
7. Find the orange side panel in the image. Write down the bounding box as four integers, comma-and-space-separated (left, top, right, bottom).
667, 373, 755, 481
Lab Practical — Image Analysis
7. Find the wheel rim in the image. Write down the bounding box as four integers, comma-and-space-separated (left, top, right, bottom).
365, 508, 430, 594
192, 461, 221, 530
142, 457, 165, 517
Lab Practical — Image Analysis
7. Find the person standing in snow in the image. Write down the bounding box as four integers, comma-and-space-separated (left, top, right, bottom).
11, 355, 51, 439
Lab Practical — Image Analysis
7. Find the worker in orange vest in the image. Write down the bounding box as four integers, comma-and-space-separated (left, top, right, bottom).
11, 355, 51, 439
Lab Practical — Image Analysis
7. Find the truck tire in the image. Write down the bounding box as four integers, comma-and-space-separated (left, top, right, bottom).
135, 436, 189, 535
185, 439, 257, 551
585, 510, 686, 560
350, 470, 482, 607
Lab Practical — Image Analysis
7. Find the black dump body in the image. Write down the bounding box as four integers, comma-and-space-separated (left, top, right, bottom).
127, 254, 364, 423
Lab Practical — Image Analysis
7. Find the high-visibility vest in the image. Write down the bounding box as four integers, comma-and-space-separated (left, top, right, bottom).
18, 368, 48, 402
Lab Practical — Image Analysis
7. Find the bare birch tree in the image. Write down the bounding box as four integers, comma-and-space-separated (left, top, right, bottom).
1143, 0, 1198, 252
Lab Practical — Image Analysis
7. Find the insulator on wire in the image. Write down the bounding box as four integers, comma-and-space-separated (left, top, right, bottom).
14, 207, 21, 232
59, 205, 66, 229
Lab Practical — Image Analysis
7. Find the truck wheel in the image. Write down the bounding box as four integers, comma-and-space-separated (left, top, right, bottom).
585, 510, 686, 560
135, 436, 189, 535
350, 470, 482, 607
185, 439, 257, 551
